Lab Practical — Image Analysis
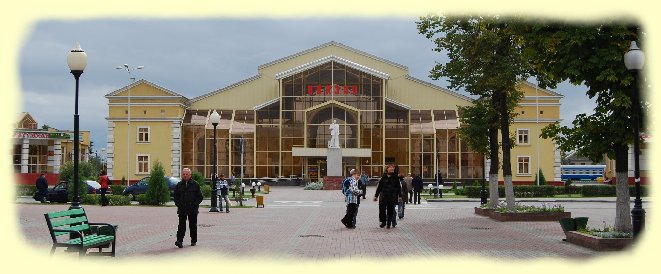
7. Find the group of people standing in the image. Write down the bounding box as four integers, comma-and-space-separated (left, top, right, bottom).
340, 163, 427, 229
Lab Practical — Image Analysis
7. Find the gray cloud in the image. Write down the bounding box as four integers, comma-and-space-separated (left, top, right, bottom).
20, 18, 594, 153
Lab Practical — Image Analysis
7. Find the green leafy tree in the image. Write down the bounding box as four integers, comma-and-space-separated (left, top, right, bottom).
417, 14, 529, 210
59, 160, 100, 183
518, 20, 642, 232
144, 161, 170, 205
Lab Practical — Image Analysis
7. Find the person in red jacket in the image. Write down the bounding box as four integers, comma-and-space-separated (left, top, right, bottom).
99, 170, 109, 206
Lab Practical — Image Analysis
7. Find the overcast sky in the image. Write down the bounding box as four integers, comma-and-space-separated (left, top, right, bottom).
19, 18, 595, 154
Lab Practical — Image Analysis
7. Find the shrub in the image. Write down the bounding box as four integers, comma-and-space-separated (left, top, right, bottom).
581, 185, 616, 197
107, 195, 132, 206
110, 185, 126, 195
304, 182, 323, 190
629, 186, 649, 197
59, 161, 100, 183
120, 176, 127, 186
453, 187, 467, 196
192, 171, 206, 186
143, 161, 170, 205
452, 181, 458, 190
534, 169, 547, 185
136, 194, 148, 205
81, 194, 99, 205
67, 181, 89, 202
17, 185, 36, 197
200, 184, 212, 198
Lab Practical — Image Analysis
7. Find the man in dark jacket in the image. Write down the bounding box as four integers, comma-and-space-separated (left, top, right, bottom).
174, 168, 203, 248
412, 174, 424, 204
373, 163, 401, 229
35, 173, 48, 203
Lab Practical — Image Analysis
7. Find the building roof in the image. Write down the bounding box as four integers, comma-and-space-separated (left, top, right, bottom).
520, 80, 565, 97
405, 76, 474, 102
259, 41, 408, 71
274, 55, 390, 80
104, 79, 188, 99
190, 75, 262, 103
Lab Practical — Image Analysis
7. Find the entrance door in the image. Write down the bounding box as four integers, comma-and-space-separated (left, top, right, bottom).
307, 165, 319, 182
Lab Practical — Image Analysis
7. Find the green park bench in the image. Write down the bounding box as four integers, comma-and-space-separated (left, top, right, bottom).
44, 208, 116, 257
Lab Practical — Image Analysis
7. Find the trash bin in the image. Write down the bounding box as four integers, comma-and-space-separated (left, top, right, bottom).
559, 218, 576, 232
264, 184, 270, 193
256, 195, 264, 208
574, 217, 589, 231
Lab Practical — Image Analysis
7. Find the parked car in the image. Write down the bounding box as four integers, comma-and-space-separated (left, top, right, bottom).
46, 180, 111, 203
122, 176, 181, 200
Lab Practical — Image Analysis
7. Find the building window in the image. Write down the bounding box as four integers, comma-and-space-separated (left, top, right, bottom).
517, 156, 531, 175
137, 154, 150, 174
517, 129, 529, 145
137, 127, 150, 143
540, 110, 544, 114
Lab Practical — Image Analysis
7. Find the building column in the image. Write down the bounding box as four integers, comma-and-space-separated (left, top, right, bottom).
107, 121, 115, 179
171, 121, 181, 177
21, 138, 30, 173
53, 139, 62, 173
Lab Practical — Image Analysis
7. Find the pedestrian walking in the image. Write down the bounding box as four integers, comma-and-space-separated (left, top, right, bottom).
360, 171, 368, 199
373, 163, 401, 229
217, 174, 230, 213
412, 173, 423, 204
99, 170, 109, 206
397, 173, 408, 219
341, 169, 362, 229
404, 173, 413, 204
34, 173, 48, 203
174, 168, 203, 248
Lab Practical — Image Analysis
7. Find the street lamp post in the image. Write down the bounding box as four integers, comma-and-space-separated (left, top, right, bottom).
624, 40, 646, 237
209, 110, 221, 212
116, 64, 144, 186
67, 42, 87, 209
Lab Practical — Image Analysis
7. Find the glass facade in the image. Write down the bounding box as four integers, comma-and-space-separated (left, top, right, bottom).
181, 61, 483, 182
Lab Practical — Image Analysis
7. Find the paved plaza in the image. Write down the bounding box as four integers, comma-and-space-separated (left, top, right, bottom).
16, 186, 650, 261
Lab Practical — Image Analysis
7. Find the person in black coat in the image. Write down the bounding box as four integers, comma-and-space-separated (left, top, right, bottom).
174, 168, 203, 248
35, 173, 48, 203
373, 163, 401, 229
412, 174, 424, 204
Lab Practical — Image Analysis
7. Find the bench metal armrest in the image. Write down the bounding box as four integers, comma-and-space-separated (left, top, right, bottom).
88, 223, 116, 236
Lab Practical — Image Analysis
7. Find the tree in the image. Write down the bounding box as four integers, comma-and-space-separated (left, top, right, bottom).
457, 98, 501, 208
519, 20, 643, 233
417, 15, 528, 210
144, 160, 170, 205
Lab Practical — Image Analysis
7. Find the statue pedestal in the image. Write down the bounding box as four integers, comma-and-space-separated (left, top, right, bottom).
327, 147, 342, 177
323, 147, 343, 190
323, 176, 344, 190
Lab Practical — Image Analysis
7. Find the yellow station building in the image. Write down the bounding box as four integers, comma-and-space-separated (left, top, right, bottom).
105, 42, 563, 184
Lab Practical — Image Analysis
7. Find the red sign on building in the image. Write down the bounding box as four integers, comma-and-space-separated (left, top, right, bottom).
307, 84, 359, 95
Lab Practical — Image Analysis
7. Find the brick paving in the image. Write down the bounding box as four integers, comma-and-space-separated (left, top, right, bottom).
16, 186, 649, 260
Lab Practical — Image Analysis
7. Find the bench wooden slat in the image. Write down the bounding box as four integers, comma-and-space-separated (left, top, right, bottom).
66, 235, 114, 247
46, 208, 85, 218
50, 216, 89, 228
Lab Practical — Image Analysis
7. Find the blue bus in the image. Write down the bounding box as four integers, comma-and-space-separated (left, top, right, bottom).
560, 165, 606, 181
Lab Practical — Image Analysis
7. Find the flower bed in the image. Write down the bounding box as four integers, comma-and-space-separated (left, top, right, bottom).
565, 231, 633, 251
475, 202, 570, 221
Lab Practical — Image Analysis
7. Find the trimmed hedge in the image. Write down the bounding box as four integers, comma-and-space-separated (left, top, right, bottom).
110, 185, 126, 195
17, 185, 36, 197
465, 185, 649, 198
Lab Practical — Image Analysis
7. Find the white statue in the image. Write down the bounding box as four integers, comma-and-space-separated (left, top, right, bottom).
328, 119, 340, 148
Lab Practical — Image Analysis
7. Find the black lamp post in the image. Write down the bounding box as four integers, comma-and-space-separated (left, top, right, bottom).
209, 110, 221, 212
624, 41, 646, 237
67, 43, 87, 209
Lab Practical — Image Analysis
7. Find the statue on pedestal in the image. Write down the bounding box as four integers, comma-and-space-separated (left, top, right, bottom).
328, 119, 340, 148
